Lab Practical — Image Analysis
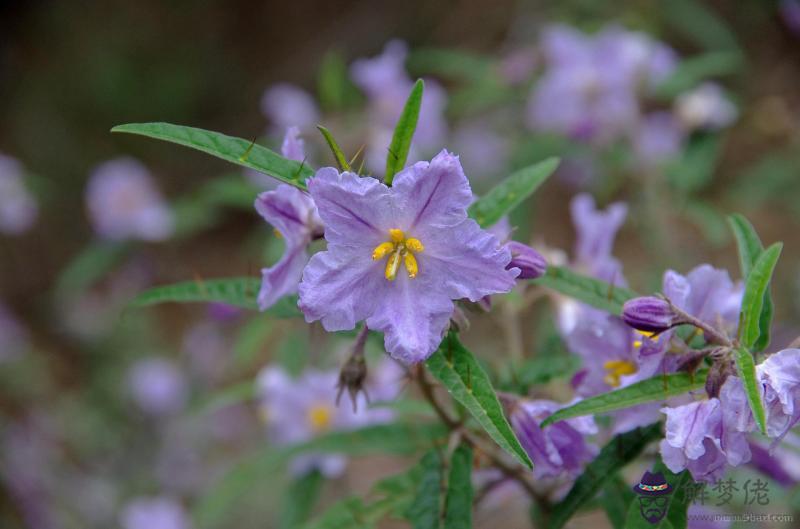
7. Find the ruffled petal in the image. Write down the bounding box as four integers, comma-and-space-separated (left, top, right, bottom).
391, 150, 473, 231
307, 168, 395, 247
254, 184, 319, 246
365, 273, 453, 364
258, 245, 309, 310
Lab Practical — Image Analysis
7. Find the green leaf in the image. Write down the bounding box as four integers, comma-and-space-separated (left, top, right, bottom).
728, 214, 774, 352
55, 241, 129, 296
624, 461, 692, 529
653, 52, 743, 99
735, 347, 767, 435
548, 423, 662, 529
317, 125, 351, 171
195, 422, 445, 528
738, 242, 782, 349
406, 450, 445, 529
190, 380, 255, 416
667, 134, 722, 193
111, 122, 312, 189
407, 48, 491, 82
663, 0, 742, 53
280, 470, 325, 529
601, 475, 634, 529
532, 266, 637, 315
468, 157, 559, 227
444, 443, 473, 529
384, 79, 424, 185
425, 333, 533, 469
317, 50, 361, 111
541, 371, 707, 428
131, 277, 261, 310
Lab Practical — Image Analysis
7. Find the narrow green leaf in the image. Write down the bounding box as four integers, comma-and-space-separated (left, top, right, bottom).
425, 333, 533, 469
468, 157, 559, 228
317, 126, 351, 171
190, 380, 255, 416
667, 134, 722, 193
735, 347, 767, 435
406, 450, 444, 529
601, 475, 634, 529
739, 242, 782, 349
280, 470, 325, 529
195, 422, 445, 528
541, 371, 707, 428
111, 122, 312, 190
663, 0, 742, 52
653, 52, 743, 99
624, 461, 692, 529
548, 423, 662, 529
384, 79, 424, 185
728, 214, 774, 352
444, 443, 473, 529
532, 266, 638, 315
55, 241, 129, 296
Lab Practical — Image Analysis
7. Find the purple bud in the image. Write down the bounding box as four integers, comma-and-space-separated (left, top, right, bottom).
506, 241, 547, 279
622, 296, 679, 333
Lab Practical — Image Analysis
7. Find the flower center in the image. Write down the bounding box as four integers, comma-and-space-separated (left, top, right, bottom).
307, 404, 333, 432
371, 229, 425, 281
603, 360, 637, 388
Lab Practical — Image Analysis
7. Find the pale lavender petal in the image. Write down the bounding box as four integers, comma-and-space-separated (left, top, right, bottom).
258, 244, 309, 310
758, 348, 800, 440
281, 126, 306, 162
127, 358, 187, 416
0, 154, 37, 235
260, 83, 319, 130
120, 497, 190, 529
632, 112, 684, 167
570, 193, 628, 267
675, 83, 737, 131
255, 184, 320, 247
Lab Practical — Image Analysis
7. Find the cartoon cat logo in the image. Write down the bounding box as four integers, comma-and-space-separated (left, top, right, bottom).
632, 471, 673, 524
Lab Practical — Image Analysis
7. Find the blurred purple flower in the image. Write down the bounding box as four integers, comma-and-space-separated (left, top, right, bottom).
509, 399, 598, 479
120, 497, 191, 529
659, 378, 753, 482
298, 151, 518, 363
260, 84, 320, 131
570, 193, 628, 283
780, 0, 800, 35
0, 301, 28, 362
663, 264, 743, 335
451, 121, 510, 179
86, 158, 174, 241
206, 302, 242, 322
632, 112, 685, 167
350, 40, 448, 175
498, 47, 538, 85
528, 25, 677, 144
127, 357, 188, 416
0, 153, 38, 235
256, 363, 397, 477
181, 322, 227, 385
255, 183, 323, 310
675, 83, 737, 131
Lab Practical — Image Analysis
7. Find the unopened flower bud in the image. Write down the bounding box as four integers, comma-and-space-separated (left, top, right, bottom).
506, 241, 547, 279
336, 326, 369, 412
622, 296, 680, 333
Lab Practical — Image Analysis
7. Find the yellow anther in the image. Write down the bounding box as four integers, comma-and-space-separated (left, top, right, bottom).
632, 330, 656, 349
385, 251, 402, 281
372, 241, 395, 260
389, 228, 405, 243
603, 360, 637, 388
404, 252, 419, 278
307, 404, 333, 432
405, 238, 424, 253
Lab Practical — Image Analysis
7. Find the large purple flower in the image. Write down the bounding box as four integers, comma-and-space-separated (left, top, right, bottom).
298, 151, 518, 363
255, 183, 323, 310
509, 399, 598, 479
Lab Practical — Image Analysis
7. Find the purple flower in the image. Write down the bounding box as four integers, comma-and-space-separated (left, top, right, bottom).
350, 41, 448, 175
675, 83, 737, 131
86, 158, 174, 241
758, 348, 800, 441
781, 0, 800, 35
509, 399, 598, 479
570, 193, 628, 283
260, 84, 320, 131
298, 151, 518, 363
662, 264, 743, 334
622, 296, 681, 334
659, 379, 753, 482
256, 364, 395, 477
506, 241, 547, 280
632, 112, 685, 167
0, 154, 37, 235
255, 184, 323, 310
127, 357, 188, 416
120, 497, 191, 529
451, 121, 510, 179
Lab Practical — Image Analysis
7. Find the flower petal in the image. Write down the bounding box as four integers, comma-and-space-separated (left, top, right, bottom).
281, 126, 305, 162
255, 184, 320, 246
258, 245, 309, 310
391, 150, 473, 231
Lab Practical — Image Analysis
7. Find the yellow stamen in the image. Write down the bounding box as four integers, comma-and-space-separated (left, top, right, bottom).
307, 404, 333, 432
389, 228, 405, 243
603, 360, 637, 387
385, 251, 402, 281
405, 238, 424, 253
632, 330, 656, 348
372, 242, 395, 260
404, 252, 418, 278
